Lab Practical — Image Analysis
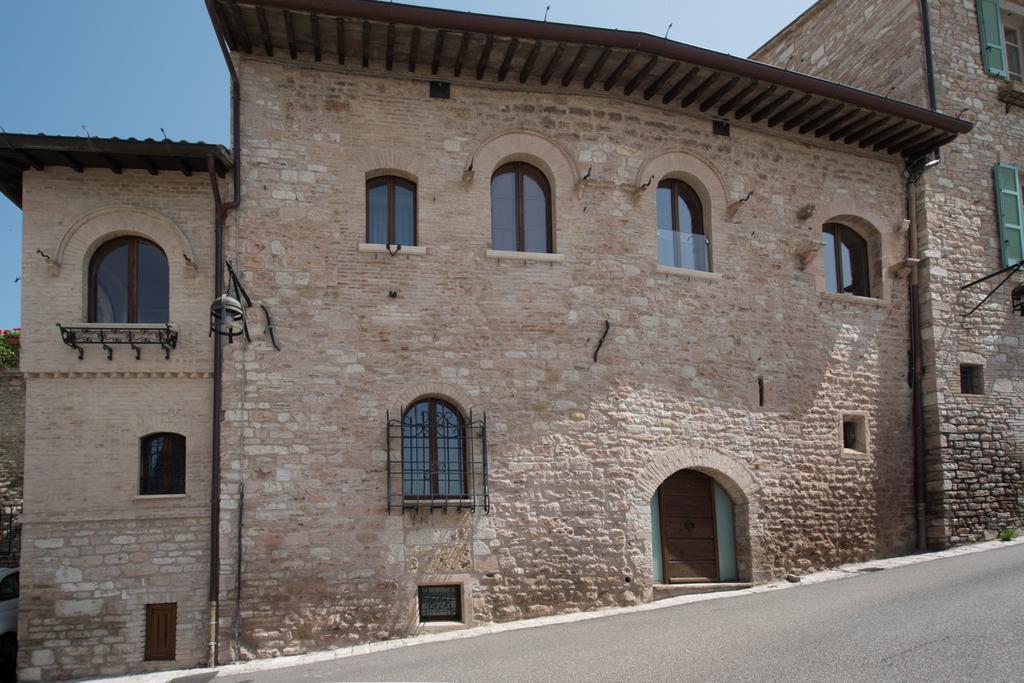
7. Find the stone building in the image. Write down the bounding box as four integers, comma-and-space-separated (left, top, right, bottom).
754, 0, 1024, 548
0, 0, 973, 679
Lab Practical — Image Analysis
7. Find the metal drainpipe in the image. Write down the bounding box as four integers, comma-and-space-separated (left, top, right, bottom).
205, 0, 242, 668
921, 0, 938, 112
908, 174, 928, 551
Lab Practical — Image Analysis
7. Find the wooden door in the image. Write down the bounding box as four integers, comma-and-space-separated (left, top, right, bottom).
659, 470, 719, 583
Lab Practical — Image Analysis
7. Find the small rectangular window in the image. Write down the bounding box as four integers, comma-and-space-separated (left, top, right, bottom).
841, 414, 867, 454
418, 585, 462, 622
960, 364, 985, 394
144, 603, 176, 661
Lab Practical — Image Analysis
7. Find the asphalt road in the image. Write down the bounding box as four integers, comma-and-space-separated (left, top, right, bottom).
212, 543, 1024, 682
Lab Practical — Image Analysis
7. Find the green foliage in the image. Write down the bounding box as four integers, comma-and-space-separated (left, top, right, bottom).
999, 528, 1019, 542
0, 330, 19, 369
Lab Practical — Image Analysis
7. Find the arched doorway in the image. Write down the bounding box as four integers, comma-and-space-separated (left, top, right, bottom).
652, 469, 737, 583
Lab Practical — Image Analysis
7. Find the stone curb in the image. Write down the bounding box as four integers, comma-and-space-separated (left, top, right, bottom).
83, 536, 1024, 683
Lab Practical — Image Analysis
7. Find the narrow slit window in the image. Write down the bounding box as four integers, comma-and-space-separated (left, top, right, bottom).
841, 415, 868, 454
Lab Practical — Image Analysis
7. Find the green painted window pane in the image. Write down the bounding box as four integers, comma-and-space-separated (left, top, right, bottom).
978, 0, 1008, 77
994, 164, 1024, 266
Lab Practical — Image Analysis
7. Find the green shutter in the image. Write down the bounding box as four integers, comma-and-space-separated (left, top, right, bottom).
994, 163, 1024, 266
978, 0, 1008, 77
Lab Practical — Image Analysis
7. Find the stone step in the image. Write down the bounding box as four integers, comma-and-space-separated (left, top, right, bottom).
653, 582, 753, 601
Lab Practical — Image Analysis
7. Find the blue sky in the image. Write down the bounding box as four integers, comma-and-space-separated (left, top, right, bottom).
0, 0, 814, 328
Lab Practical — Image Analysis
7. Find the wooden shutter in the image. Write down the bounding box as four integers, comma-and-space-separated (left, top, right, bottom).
978, 0, 1008, 77
144, 603, 177, 661
994, 164, 1024, 266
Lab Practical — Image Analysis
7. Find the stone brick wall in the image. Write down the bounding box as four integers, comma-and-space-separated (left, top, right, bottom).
754, 0, 1024, 546
15, 170, 215, 681
751, 0, 930, 107
213, 53, 917, 660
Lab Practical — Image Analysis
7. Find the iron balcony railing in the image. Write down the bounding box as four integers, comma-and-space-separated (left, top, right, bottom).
57, 323, 178, 360
386, 408, 488, 514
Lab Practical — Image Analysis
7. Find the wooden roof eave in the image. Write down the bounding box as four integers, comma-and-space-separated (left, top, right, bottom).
220, 0, 971, 158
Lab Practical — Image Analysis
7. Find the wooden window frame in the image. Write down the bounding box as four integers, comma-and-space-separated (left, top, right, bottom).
402, 398, 468, 499
88, 236, 168, 323
139, 433, 186, 496
144, 602, 176, 661
491, 162, 553, 253
365, 176, 418, 246
657, 178, 708, 270
823, 223, 871, 298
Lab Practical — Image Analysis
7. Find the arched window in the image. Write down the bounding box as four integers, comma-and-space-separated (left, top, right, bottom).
657, 179, 709, 271
366, 176, 416, 246
140, 433, 185, 495
823, 223, 870, 297
89, 237, 169, 323
402, 398, 465, 498
490, 162, 552, 253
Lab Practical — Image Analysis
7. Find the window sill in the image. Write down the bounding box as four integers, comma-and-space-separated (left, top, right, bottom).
655, 265, 721, 281
357, 243, 428, 256
418, 620, 467, 633
485, 249, 565, 263
134, 494, 187, 500
820, 292, 887, 307
841, 448, 868, 458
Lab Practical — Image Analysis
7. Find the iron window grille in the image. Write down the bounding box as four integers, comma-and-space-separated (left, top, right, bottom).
386, 400, 488, 514
418, 585, 462, 622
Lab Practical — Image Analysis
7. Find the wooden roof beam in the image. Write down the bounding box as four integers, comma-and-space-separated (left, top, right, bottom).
767, 94, 811, 127
813, 109, 859, 137
680, 72, 720, 108
782, 99, 828, 131
750, 90, 791, 123
734, 85, 776, 119
861, 121, 913, 148
9, 148, 43, 171
139, 155, 158, 176
661, 67, 699, 105
431, 30, 446, 75
476, 34, 494, 79
284, 10, 297, 59
497, 38, 518, 81
256, 6, 274, 57
798, 103, 844, 134
904, 132, 955, 159
310, 12, 322, 61
100, 153, 122, 174
409, 27, 420, 72
699, 76, 739, 112
873, 124, 924, 151
361, 21, 371, 67
716, 80, 757, 116
643, 61, 680, 100
623, 55, 658, 96
453, 31, 471, 77
229, 2, 252, 53
335, 17, 345, 64
386, 22, 395, 71
827, 112, 875, 141
842, 116, 889, 144
561, 46, 587, 87
519, 40, 541, 83
886, 128, 937, 154
540, 43, 566, 86
603, 52, 635, 91
583, 48, 612, 89
59, 152, 83, 173
212, 3, 237, 52
174, 157, 193, 177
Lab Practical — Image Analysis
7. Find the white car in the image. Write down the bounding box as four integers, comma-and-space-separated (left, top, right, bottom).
0, 568, 17, 683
